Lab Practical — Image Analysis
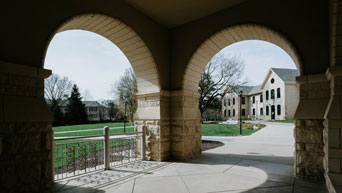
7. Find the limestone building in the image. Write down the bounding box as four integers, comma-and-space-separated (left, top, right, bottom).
222, 68, 299, 121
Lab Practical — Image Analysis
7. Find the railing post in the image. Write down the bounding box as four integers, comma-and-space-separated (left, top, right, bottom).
141, 125, 146, 160
104, 126, 110, 170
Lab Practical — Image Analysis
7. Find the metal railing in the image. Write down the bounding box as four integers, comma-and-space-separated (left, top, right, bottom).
53, 126, 146, 181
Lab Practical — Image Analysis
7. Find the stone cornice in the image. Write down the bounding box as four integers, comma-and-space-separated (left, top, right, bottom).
0, 60, 51, 79
296, 73, 327, 84
326, 66, 342, 81
136, 90, 200, 98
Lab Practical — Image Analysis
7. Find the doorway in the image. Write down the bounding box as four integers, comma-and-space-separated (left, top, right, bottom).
271, 105, 275, 120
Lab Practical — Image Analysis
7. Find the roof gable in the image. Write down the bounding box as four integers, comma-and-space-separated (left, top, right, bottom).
261, 68, 298, 89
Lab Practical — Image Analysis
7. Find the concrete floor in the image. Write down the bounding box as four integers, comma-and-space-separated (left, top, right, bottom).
52, 122, 328, 193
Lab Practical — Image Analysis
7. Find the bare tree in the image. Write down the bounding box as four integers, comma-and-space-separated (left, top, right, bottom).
44, 73, 73, 103
111, 68, 137, 121
82, 89, 93, 101
198, 53, 247, 118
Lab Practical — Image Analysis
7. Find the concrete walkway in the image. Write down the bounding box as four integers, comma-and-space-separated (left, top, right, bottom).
53, 122, 328, 193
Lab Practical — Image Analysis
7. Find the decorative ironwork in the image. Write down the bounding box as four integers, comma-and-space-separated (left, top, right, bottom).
54, 131, 142, 181
66, 145, 76, 173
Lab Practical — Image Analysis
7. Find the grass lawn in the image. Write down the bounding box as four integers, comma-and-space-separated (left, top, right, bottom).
54, 127, 134, 138
202, 123, 264, 136
53, 122, 133, 133
269, 120, 294, 123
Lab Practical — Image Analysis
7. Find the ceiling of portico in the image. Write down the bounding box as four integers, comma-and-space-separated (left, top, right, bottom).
123, 0, 247, 28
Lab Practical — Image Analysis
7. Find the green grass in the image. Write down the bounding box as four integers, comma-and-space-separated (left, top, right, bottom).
53, 122, 133, 132
54, 138, 135, 170
54, 127, 134, 138
269, 120, 294, 123
202, 123, 263, 136
52, 122, 264, 171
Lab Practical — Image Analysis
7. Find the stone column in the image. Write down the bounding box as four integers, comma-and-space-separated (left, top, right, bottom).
324, 67, 342, 175
170, 90, 202, 160
0, 61, 53, 192
134, 90, 202, 161
134, 91, 171, 161
294, 74, 330, 180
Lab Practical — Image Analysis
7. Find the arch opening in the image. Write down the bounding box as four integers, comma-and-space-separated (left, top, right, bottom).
182, 24, 302, 93
44, 14, 161, 95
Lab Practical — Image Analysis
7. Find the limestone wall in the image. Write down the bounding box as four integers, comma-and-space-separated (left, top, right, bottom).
0, 61, 53, 192
294, 74, 330, 180
134, 90, 202, 161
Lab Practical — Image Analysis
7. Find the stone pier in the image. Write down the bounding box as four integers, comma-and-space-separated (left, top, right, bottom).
134, 90, 202, 161
294, 74, 330, 180
0, 61, 53, 192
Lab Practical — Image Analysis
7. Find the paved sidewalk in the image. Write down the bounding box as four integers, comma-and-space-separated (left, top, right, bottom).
53, 122, 328, 193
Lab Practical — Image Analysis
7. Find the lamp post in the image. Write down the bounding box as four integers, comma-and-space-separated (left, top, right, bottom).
123, 101, 127, 133
239, 90, 243, 135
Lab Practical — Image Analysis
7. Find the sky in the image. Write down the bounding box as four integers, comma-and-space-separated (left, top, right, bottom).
45, 30, 297, 100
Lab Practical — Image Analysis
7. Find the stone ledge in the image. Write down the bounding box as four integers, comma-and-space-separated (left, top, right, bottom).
0, 60, 51, 78
296, 73, 327, 84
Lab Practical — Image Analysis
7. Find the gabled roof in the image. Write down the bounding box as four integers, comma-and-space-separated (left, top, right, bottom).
55, 100, 106, 108
271, 68, 299, 82
229, 85, 253, 95
227, 85, 262, 96
82, 101, 106, 108
248, 85, 262, 95
261, 68, 299, 89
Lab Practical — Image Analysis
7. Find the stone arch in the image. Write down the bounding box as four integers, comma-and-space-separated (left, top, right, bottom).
43, 14, 160, 95
182, 24, 302, 92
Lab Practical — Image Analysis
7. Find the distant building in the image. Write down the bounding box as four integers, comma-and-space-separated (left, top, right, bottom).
46, 99, 109, 121
222, 68, 299, 121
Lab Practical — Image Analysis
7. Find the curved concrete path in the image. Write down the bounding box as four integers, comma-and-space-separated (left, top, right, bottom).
53, 122, 328, 193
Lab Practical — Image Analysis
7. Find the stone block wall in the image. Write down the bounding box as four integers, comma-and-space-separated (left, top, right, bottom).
294, 74, 330, 180
324, 67, 342, 175
295, 119, 325, 180
134, 90, 202, 161
134, 91, 171, 161
170, 91, 202, 160
0, 61, 53, 192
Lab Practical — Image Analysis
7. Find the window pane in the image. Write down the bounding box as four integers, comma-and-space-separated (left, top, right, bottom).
271, 89, 275, 99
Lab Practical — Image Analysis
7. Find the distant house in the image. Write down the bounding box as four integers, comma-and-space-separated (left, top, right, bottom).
222, 68, 299, 121
46, 99, 109, 121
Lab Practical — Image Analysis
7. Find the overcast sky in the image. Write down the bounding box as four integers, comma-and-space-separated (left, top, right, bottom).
45, 30, 297, 100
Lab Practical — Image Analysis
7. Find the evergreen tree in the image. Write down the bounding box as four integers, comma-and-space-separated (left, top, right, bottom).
65, 84, 88, 125
50, 99, 65, 126
107, 102, 118, 121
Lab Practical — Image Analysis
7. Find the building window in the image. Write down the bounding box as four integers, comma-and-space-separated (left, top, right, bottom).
266, 91, 269, 100
228, 110, 231, 117
242, 109, 245, 116
266, 106, 269, 115
252, 96, 255, 104
260, 95, 263, 103
228, 99, 231, 106
233, 109, 235, 116
253, 108, 255, 115
224, 110, 227, 117
277, 105, 281, 115
242, 97, 245, 104
260, 108, 263, 115
271, 89, 275, 99
271, 78, 275, 84
277, 88, 281, 98
233, 98, 235, 105
224, 100, 227, 106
